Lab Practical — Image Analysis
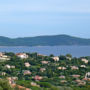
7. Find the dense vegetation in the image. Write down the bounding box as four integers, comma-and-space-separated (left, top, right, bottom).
0, 79, 13, 90
0, 52, 90, 90
0, 35, 90, 46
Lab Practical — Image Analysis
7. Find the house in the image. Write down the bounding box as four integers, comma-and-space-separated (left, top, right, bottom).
0, 52, 4, 57
7, 77, 15, 85
66, 57, 72, 60
37, 54, 46, 56
34, 75, 43, 81
16, 53, 28, 59
11, 66, 15, 69
58, 67, 66, 70
59, 76, 65, 79
85, 72, 90, 79
82, 78, 90, 81
52, 56, 59, 61
7, 77, 18, 85
41, 61, 49, 64
23, 70, 31, 75
25, 62, 31, 67
0, 52, 10, 61
1, 72, 6, 76
40, 68, 46, 72
58, 67, 62, 70
81, 58, 88, 64
60, 80, 67, 83
12, 77, 18, 81
71, 66, 79, 70
62, 67, 67, 70
75, 80, 86, 86
5, 65, 15, 69
72, 75, 80, 78
78, 81, 86, 86
31, 82, 40, 87
80, 65, 86, 68
82, 78, 88, 81
5, 65, 11, 69
75, 79, 81, 83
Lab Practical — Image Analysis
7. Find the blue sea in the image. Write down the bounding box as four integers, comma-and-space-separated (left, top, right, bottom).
0, 46, 90, 57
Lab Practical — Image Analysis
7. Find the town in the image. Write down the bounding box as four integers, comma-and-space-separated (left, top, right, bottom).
0, 52, 90, 90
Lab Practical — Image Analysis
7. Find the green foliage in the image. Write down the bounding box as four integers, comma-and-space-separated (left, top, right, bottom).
66, 54, 72, 58
72, 86, 90, 90
0, 79, 13, 90
37, 82, 52, 88
0, 52, 90, 90
1, 35, 90, 46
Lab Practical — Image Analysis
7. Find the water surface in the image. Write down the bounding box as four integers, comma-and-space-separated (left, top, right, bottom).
0, 46, 90, 57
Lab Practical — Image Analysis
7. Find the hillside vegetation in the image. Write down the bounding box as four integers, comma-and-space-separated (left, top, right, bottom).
0, 35, 90, 46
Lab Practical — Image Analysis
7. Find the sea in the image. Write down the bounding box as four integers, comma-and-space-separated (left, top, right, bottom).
0, 46, 90, 57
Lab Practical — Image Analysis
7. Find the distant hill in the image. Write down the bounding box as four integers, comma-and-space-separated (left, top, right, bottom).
0, 35, 90, 46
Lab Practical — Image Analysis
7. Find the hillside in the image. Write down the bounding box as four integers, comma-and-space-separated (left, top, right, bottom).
0, 52, 90, 90
0, 35, 90, 46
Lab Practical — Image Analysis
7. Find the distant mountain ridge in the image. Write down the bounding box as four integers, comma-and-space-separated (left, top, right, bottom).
0, 35, 90, 46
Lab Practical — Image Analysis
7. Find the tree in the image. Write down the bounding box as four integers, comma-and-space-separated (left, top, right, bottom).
66, 54, 72, 58
50, 54, 54, 57
59, 55, 66, 60
0, 79, 13, 90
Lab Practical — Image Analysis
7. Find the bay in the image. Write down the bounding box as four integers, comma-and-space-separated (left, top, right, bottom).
0, 46, 90, 57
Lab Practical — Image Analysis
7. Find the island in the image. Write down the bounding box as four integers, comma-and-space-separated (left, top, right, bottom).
0, 35, 90, 46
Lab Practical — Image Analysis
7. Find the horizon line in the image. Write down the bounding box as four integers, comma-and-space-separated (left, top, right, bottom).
0, 34, 89, 39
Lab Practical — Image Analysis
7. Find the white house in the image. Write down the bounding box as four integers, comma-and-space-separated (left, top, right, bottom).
31, 82, 40, 87
5, 65, 11, 69
23, 70, 31, 75
52, 56, 59, 61
34, 75, 43, 81
59, 75, 65, 79
25, 62, 31, 67
71, 66, 79, 70
81, 58, 88, 64
72, 75, 80, 78
0, 52, 10, 61
16, 53, 28, 59
41, 61, 49, 64
80, 65, 86, 68
40, 68, 46, 72
85, 72, 90, 79
1, 72, 6, 76
58, 67, 66, 70
5, 65, 15, 69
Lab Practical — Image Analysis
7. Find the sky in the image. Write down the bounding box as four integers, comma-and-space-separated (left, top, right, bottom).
0, 0, 90, 38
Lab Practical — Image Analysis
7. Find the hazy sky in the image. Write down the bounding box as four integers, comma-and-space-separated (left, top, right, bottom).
0, 0, 90, 38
